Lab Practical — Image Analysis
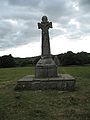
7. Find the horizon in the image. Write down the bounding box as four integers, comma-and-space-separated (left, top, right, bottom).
0, 50, 89, 59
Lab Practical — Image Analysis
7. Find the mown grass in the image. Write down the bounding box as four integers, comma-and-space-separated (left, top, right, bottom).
0, 66, 90, 120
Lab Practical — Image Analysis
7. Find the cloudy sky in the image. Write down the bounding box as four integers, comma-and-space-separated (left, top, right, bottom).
0, 0, 90, 57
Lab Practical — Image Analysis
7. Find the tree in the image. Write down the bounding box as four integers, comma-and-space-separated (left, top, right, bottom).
76, 52, 89, 65
61, 51, 76, 66
0, 54, 16, 68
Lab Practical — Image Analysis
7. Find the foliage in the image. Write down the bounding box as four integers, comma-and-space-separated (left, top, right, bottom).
58, 51, 90, 66
0, 54, 16, 68
60, 51, 76, 66
76, 52, 90, 65
0, 66, 90, 120
0, 52, 90, 68
15, 56, 41, 67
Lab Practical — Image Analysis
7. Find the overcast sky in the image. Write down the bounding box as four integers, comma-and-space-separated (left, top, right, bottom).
0, 0, 90, 57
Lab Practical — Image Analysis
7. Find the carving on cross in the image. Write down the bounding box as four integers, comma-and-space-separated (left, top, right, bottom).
38, 16, 52, 57
38, 16, 52, 31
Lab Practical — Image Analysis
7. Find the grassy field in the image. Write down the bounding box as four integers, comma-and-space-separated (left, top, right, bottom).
0, 66, 90, 120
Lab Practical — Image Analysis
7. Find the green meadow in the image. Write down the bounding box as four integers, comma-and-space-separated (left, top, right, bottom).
0, 66, 90, 120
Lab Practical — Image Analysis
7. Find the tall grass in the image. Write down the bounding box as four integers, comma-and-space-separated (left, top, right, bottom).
0, 66, 90, 120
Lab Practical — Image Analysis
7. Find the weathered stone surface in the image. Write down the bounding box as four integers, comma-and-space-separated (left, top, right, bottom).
38, 16, 52, 56
35, 16, 57, 78
35, 57, 57, 78
15, 74, 75, 90
54, 55, 60, 66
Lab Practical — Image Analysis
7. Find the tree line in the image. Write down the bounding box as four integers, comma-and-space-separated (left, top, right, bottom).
0, 51, 90, 68
57, 51, 90, 66
0, 54, 16, 68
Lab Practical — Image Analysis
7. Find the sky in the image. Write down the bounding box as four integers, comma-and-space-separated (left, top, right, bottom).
0, 0, 90, 58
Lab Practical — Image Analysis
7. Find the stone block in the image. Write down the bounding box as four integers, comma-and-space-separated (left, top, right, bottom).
15, 74, 76, 91
35, 57, 57, 78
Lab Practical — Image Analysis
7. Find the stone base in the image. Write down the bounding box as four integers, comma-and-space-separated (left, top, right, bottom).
35, 65, 57, 78
15, 74, 76, 91
35, 57, 57, 78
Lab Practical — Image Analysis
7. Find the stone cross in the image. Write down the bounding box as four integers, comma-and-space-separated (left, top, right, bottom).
38, 16, 52, 57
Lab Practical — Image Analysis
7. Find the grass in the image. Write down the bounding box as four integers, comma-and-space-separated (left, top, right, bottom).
0, 66, 90, 120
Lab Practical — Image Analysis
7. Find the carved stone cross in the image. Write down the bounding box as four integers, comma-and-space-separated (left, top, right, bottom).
38, 16, 52, 57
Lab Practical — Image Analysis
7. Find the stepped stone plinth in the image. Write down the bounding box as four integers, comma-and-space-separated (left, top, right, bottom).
15, 16, 76, 91
15, 74, 75, 90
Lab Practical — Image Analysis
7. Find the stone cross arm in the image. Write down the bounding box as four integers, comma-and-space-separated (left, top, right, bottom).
38, 22, 52, 30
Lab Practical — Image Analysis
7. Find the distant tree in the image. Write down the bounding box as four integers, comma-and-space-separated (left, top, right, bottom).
61, 51, 76, 66
58, 54, 64, 61
7, 51, 89, 67
20, 60, 33, 67
76, 52, 89, 65
0, 54, 16, 68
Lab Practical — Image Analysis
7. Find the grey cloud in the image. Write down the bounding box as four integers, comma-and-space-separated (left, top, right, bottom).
8, 0, 42, 10
50, 29, 66, 38
43, 0, 75, 21
8, 0, 39, 6
59, 17, 70, 25
0, 0, 41, 50
0, 18, 39, 50
77, 14, 90, 24
79, 0, 90, 7
8, 0, 76, 21
79, 0, 90, 12
66, 31, 83, 40
0, 0, 90, 50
